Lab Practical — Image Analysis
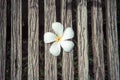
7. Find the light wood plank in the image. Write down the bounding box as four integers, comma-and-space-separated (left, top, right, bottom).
11, 0, 22, 80
28, 0, 39, 80
76, 0, 89, 80
61, 0, 74, 80
105, 0, 119, 80
91, 0, 105, 80
44, 0, 57, 80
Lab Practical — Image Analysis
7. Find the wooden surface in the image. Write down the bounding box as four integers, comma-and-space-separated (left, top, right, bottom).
76, 0, 89, 80
28, 0, 39, 80
61, 0, 74, 80
91, 0, 105, 80
44, 0, 57, 80
0, 1, 119, 80
11, 0, 22, 80
0, 0, 6, 80
106, 0, 119, 80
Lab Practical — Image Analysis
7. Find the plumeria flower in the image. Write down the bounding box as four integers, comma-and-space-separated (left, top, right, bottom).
44, 22, 74, 56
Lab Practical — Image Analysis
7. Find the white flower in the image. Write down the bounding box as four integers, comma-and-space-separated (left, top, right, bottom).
44, 22, 74, 56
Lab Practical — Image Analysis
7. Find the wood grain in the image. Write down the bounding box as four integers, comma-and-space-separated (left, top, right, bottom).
11, 0, 22, 80
61, 0, 74, 80
0, 0, 6, 80
105, 0, 119, 80
91, 0, 105, 80
28, 0, 39, 80
44, 0, 57, 80
76, 0, 89, 80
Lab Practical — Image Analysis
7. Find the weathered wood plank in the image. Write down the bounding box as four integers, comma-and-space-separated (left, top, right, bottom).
91, 0, 105, 80
44, 0, 57, 80
76, 0, 89, 80
105, 0, 119, 80
28, 0, 39, 80
0, 0, 7, 80
11, 0, 22, 80
61, 0, 74, 80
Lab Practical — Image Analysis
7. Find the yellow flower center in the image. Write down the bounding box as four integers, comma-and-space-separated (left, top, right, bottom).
56, 36, 62, 42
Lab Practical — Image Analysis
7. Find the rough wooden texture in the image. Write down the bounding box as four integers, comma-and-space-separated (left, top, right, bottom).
11, 0, 22, 80
44, 0, 57, 80
91, 0, 105, 80
105, 0, 119, 80
76, 0, 89, 80
28, 0, 39, 80
61, 0, 74, 80
0, 0, 6, 80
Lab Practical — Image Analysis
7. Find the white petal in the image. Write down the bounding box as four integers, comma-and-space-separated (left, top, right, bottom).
44, 32, 56, 43
49, 42, 61, 56
60, 41, 74, 52
52, 22, 63, 36
62, 27, 74, 40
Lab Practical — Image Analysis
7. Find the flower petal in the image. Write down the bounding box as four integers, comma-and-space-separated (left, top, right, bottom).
52, 22, 63, 36
60, 41, 74, 52
49, 42, 61, 56
62, 27, 74, 40
44, 32, 56, 43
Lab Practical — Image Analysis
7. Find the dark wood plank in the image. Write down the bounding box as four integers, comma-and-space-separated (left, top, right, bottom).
91, 0, 105, 80
28, 0, 39, 80
0, 0, 7, 80
105, 0, 119, 80
11, 0, 22, 80
44, 0, 57, 80
76, 0, 89, 80
61, 0, 74, 80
